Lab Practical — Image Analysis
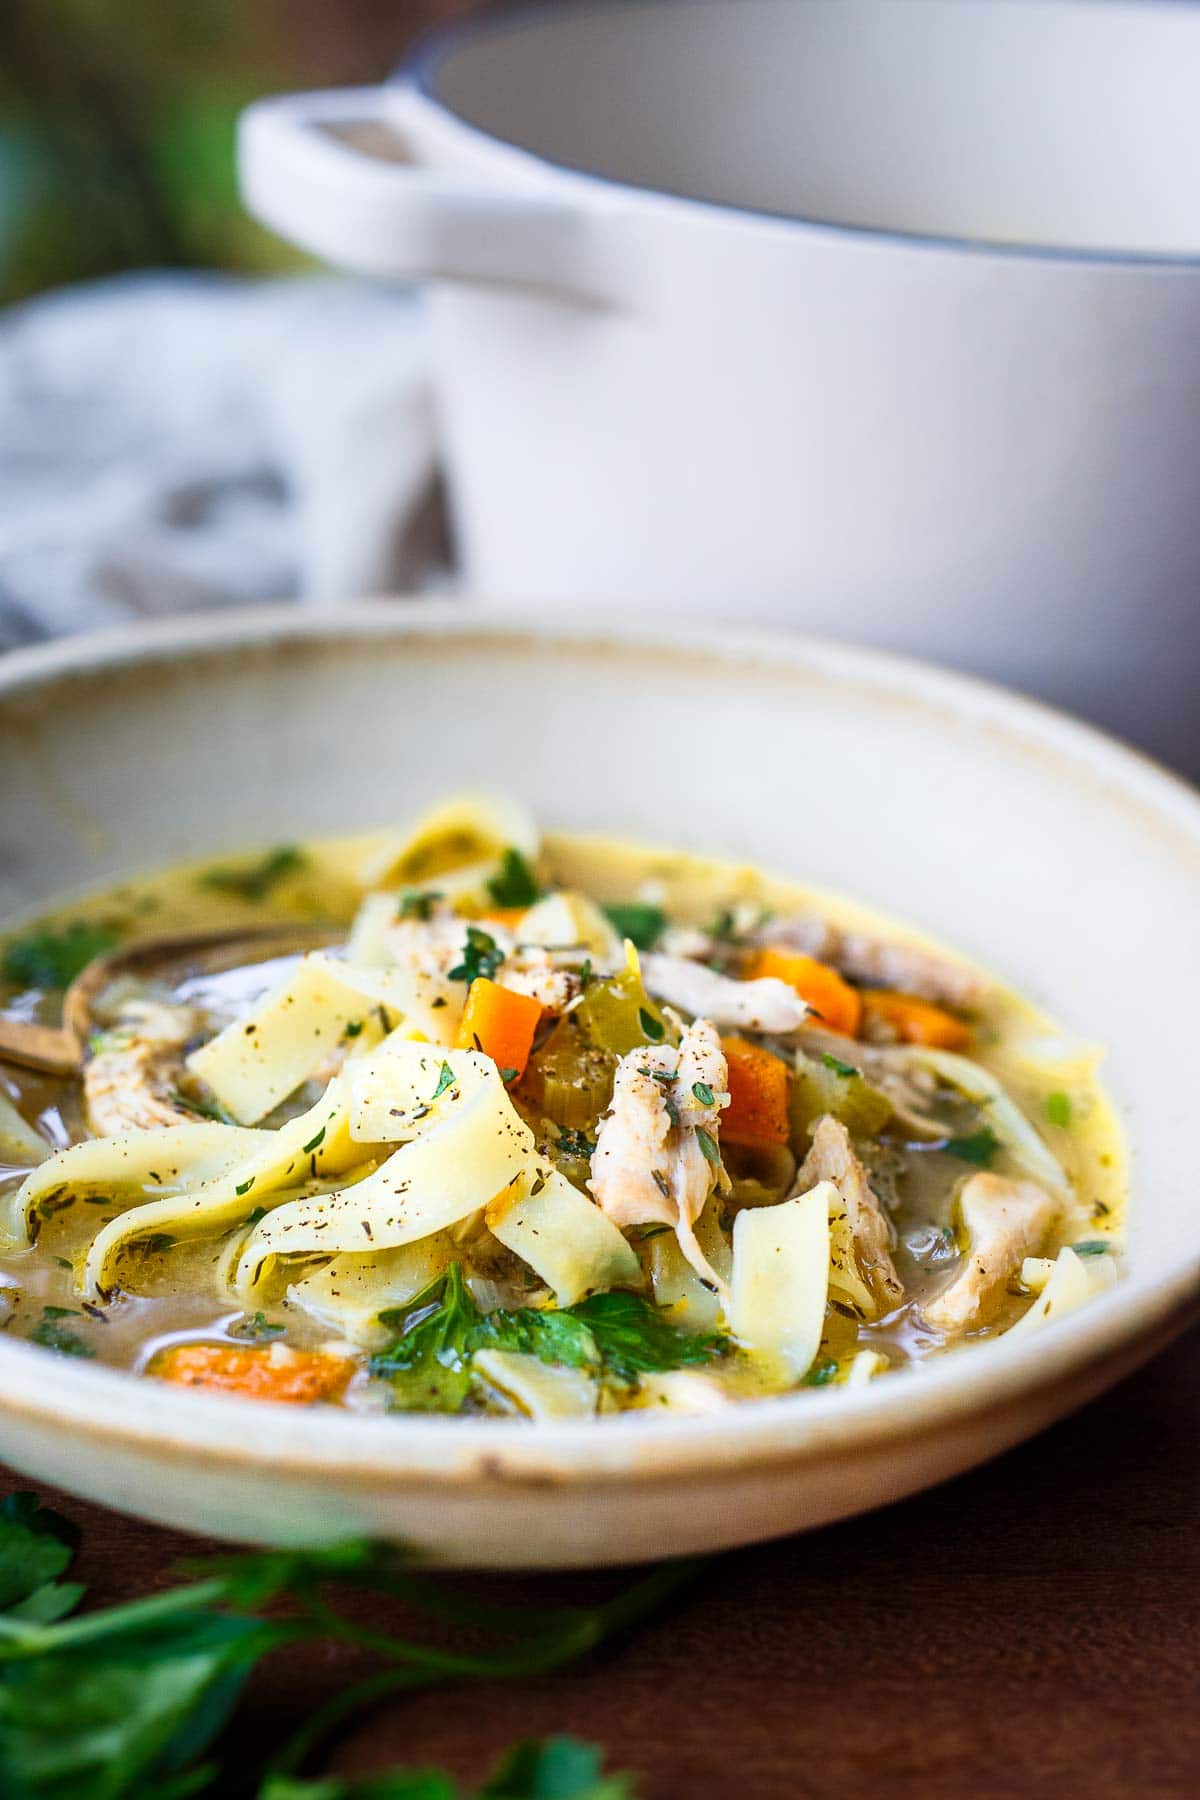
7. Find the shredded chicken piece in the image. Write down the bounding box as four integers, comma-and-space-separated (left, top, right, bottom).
589, 1018, 730, 1295
640, 953, 809, 1034
758, 917, 984, 1009
921, 1173, 1058, 1335
84, 999, 205, 1136
497, 947, 580, 1015
385, 912, 511, 979
794, 1114, 903, 1311
383, 915, 579, 1017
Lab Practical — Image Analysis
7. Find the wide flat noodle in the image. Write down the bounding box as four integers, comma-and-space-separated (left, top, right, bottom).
81, 1077, 374, 1298
187, 953, 455, 1125
344, 892, 399, 967
232, 1064, 535, 1301
1007, 1244, 1117, 1337
344, 1044, 488, 1144
516, 891, 622, 968
486, 1164, 640, 1307
896, 1047, 1071, 1199
359, 794, 538, 891
645, 1229, 722, 1333
728, 1180, 834, 1377
472, 1349, 598, 1420
2, 1123, 270, 1254
0, 1091, 51, 1169
286, 1233, 456, 1349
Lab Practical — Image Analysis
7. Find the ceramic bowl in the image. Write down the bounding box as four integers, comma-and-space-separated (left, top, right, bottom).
0, 605, 1196, 1566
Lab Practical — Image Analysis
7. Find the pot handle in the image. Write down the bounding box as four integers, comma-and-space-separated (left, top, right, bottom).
238, 87, 612, 302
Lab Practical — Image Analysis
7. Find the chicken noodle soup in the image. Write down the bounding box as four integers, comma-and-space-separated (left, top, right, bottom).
0, 797, 1124, 1419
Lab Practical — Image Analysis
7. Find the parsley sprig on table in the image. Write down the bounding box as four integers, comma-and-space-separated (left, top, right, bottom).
0, 1492, 683, 1798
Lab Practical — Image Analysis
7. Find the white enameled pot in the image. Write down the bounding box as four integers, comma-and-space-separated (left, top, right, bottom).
0, 605, 1198, 1564
239, 0, 1200, 772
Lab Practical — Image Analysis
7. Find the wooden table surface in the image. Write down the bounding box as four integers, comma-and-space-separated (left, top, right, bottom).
4, 1324, 1198, 1799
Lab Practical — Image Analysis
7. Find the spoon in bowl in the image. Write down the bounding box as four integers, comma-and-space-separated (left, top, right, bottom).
0, 925, 337, 1077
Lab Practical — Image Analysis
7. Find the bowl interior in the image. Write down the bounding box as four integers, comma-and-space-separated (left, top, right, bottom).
419, 0, 1200, 256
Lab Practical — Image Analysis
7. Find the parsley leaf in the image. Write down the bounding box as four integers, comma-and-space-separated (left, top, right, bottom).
371, 1267, 725, 1408
486, 848, 542, 910
2, 923, 119, 991
369, 1265, 478, 1413
637, 1008, 664, 1044
944, 1126, 1000, 1167
431, 1061, 456, 1101
29, 1313, 95, 1359
1045, 1091, 1072, 1128
0, 1493, 79, 1618
228, 1311, 285, 1342
602, 904, 665, 952
397, 891, 443, 922
804, 1357, 839, 1387
691, 1081, 714, 1106
554, 1125, 596, 1162
564, 1291, 724, 1387
820, 1053, 858, 1079
1071, 1239, 1112, 1257
695, 1128, 721, 1169
448, 927, 503, 986
0, 1491, 683, 1799
481, 1736, 634, 1799
198, 846, 305, 903
262, 1737, 631, 1800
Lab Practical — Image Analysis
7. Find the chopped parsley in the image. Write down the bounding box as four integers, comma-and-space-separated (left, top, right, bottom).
228, 1311, 285, 1341
397, 889, 442, 921
1071, 1239, 1111, 1257
343, 1019, 365, 1039
821, 1052, 858, 1079
431, 1060, 456, 1100
167, 1087, 233, 1125
555, 1124, 596, 1161
235, 1178, 256, 1197
29, 1311, 95, 1359
2, 922, 119, 991
603, 902, 666, 951
371, 1265, 725, 1409
944, 1125, 1000, 1167
707, 907, 738, 942
638, 1007, 665, 1043
448, 925, 503, 985
485, 846, 542, 909
804, 1357, 839, 1387
695, 1128, 721, 1168
198, 845, 305, 903
692, 1080, 715, 1106
301, 1126, 326, 1155
1045, 1091, 1072, 1128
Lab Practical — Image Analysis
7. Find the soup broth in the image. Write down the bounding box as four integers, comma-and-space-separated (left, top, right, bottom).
0, 800, 1124, 1421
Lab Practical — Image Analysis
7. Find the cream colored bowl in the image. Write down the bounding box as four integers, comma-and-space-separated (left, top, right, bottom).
0, 606, 1196, 1566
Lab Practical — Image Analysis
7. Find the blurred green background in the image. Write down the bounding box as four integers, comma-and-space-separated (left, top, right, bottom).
0, 0, 493, 304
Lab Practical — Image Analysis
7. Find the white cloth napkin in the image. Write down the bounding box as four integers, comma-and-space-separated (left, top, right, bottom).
0, 272, 446, 650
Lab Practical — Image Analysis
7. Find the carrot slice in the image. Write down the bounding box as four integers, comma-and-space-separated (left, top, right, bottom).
150, 1343, 353, 1405
479, 907, 528, 931
457, 977, 543, 1078
747, 947, 863, 1037
720, 1036, 791, 1147
861, 988, 970, 1050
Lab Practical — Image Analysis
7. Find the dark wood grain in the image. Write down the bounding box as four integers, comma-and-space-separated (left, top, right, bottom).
4, 1324, 1198, 1799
